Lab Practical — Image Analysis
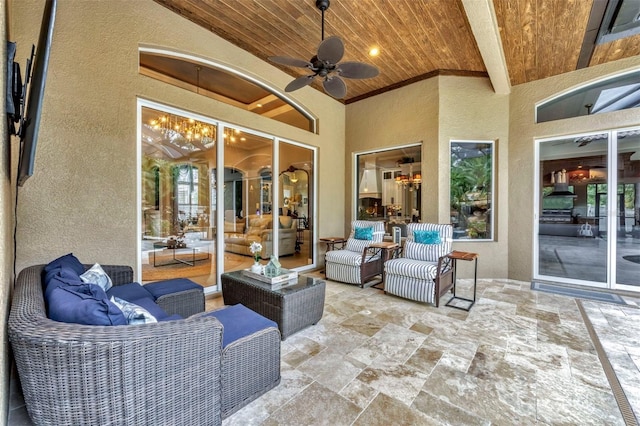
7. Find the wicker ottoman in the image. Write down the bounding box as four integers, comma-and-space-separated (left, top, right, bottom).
144, 277, 205, 318
221, 271, 325, 340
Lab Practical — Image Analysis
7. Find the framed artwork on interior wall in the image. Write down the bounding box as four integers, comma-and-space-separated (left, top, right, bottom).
450, 140, 495, 241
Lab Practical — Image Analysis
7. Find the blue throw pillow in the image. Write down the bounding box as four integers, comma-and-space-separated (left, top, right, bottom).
414, 230, 441, 245
43, 266, 81, 292
44, 253, 85, 276
48, 283, 127, 326
354, 226, 373, 240
44, 273, 86, 303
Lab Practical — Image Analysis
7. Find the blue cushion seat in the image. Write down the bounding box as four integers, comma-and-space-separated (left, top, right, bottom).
106, 282, 155, 303
144, 278, 202, 299
129, 296, 180, 322
206, 304, 278, 348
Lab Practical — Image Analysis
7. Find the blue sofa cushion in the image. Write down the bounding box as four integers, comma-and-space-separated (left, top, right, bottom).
206, 304, 278, 348
48, 283, 127, 326
43, 253, 85, 276
129, 296, 179, 322
144, 278, 202, 299
43, 272, 86, 303
106, 282, 154, 303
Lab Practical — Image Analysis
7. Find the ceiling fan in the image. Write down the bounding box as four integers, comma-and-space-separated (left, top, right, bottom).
268, 0, 379, 99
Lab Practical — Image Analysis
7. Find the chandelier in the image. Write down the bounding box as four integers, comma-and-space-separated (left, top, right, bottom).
223, 128, 245, 144
396, 163, 421, 190
149, 113, 217, 152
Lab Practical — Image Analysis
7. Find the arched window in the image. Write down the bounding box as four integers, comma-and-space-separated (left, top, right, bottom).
536, 69, 640, 123
139, 48, 317, 133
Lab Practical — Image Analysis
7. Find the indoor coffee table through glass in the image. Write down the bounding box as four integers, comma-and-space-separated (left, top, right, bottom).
221, 270, 325, 340
152, 241, 210, 267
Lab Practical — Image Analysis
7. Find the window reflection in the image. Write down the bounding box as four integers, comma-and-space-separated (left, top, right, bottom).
356, 145, 422, 238
140, 103, 317, 291
450, 141, 494, 240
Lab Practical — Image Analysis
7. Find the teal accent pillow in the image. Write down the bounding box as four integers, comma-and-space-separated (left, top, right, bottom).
354, 226, 373, 240
414, 230, 441, 245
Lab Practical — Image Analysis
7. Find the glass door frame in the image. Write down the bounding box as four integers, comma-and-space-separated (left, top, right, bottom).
137, 98, 318, 295
533, 127, 640, 292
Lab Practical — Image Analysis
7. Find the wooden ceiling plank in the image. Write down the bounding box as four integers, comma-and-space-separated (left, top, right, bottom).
493, 0, 527, 85
369, 0, 426, 76
334, 1, 416, 82
154, 0, 639, 102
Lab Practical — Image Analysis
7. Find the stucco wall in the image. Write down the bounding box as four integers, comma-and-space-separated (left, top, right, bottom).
438, 75, 510, 278
508, 56, 640, 281
1, 0, 11, 421
346, 75, 509, 279
10, 0, 345, 276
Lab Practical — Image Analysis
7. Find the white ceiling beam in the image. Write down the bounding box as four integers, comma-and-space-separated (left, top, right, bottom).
461, 0, 511, 95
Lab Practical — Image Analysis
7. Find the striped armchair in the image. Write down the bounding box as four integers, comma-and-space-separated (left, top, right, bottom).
325, 220, 385, 286
384, 223, 454, 306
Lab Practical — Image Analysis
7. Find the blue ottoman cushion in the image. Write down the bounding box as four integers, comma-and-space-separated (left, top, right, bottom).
107, 282, 154, 303
144, 278, 202, 299
207, 304, 278, 348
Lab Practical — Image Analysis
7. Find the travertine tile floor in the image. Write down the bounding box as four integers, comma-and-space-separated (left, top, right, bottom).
9, 275, 640, 425
211, 273, 640, 426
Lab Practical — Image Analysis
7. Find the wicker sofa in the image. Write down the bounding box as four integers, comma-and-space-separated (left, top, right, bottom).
9, 263, 281, 426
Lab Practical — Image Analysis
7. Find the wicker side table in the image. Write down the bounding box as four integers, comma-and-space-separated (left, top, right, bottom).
221, 271, 325, 340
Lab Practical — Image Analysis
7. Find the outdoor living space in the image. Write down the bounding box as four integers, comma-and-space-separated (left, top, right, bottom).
10, 274, 640, 425
6, 1, 640, 425
212, 275, 640, 425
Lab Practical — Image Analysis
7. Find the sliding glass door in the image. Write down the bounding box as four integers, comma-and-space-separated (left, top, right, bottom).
535, 129, 640, 291
139, 99, 317, 294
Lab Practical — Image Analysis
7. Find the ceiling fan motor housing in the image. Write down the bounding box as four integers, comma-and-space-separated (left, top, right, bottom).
316, 0, 330, 11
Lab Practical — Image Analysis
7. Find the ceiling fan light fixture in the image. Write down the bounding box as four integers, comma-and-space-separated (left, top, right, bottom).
268, 0, 379, 99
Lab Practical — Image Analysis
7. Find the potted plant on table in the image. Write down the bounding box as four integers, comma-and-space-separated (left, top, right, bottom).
249, 242, 263, 274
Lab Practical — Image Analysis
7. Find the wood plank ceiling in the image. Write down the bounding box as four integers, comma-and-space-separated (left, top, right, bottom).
153, 0, 640, 103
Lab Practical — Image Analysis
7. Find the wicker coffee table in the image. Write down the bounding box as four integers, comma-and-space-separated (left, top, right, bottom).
221, 271, 325, 340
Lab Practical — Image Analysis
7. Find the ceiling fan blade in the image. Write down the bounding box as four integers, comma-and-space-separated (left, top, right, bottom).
269, 56, 312, 68
317, 35, 344, 64
285, 75, 315, 92
323, 76, 347, 99
337, 62, 380, 79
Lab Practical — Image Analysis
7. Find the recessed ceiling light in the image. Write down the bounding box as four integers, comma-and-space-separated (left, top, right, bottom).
368, 46, 380, 57
257, 103, 263, 107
